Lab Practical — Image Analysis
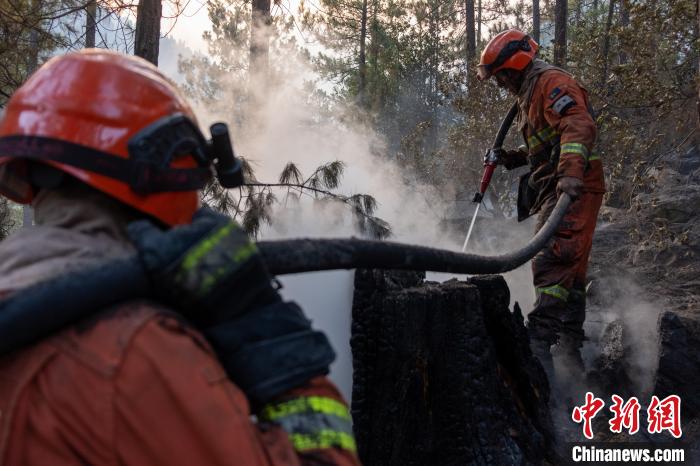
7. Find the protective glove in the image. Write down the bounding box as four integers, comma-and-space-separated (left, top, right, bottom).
126, 208, 278, 323
486, 147, 527, 170
557, 176, 584, 199
127, 208, 335, 406
499, 148, 529, 170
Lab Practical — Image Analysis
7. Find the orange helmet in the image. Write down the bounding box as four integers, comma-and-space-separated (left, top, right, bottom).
477, 29, 538, 81
0, 50, 237, 226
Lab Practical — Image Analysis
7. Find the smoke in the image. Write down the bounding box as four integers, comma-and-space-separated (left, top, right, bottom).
434, 211, 538, 313
157, 39, 551, 401
158, 44, 454, 399
241, 78, 459, 402
161, 39, 664, 420
584, 270, 662, 395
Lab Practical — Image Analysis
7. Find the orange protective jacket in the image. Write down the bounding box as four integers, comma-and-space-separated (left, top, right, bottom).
512, 66, 605, 212
0, 300, 360, 466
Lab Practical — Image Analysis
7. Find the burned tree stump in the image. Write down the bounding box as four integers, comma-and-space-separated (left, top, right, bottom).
351, 270, 554, 466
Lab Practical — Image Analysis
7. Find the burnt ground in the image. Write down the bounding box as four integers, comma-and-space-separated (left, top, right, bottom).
555, 149, 700, 457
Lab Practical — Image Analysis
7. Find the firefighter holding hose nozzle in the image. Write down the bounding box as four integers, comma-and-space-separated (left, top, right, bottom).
476, 29, 606, 377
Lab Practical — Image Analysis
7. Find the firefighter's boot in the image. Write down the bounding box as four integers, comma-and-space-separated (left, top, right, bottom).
529, 334, 555, 381
554, 284, 587, 375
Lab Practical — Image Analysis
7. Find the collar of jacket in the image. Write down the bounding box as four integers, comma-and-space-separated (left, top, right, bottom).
0, 183, 136, 294
516, 59, 572, 131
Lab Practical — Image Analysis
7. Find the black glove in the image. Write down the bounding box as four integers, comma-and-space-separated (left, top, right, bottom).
127, 208, 335, 405
496, 148, 529, 170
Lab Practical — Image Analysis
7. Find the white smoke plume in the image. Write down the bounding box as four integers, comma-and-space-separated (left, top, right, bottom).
584, 271, 662, 395
163, 38, 666, 420
159, 40, 567, 400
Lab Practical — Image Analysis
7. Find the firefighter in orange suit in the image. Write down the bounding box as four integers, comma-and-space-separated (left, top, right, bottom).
477, 29, 605, 374
0, 50, 360, 466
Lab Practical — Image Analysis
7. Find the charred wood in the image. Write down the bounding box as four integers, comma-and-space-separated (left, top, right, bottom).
351, 270, 555, 465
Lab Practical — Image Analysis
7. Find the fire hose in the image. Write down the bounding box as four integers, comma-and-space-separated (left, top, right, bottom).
0, 103, 571, 355
260, 189, 569, 275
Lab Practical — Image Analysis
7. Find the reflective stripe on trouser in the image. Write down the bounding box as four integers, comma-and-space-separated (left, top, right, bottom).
260, 396, 357, 453
527, 191, 604, 345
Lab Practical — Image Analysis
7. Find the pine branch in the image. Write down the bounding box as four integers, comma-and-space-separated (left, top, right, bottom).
243, 181, 390, 239
205, 158, 389, 239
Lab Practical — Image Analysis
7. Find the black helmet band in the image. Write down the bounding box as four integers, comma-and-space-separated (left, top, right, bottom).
484, 36, 533, 73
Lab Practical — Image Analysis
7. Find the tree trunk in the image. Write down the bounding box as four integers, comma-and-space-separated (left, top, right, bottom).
250, 0, 272, 80
618, 0, 629, 65
23, 0, 40, 229
85, 0, 97, 48
465, 0, 475, 61
134, 0, 162, 65
427, 1, 439, 152
358, 0, 368, 104
532, 0, 540, 43
351, 271, 555, 465
575, 0, 581, 26
600, 0, 616, 93
477, 0, 481, 46
369, 0, 379, 109
25, 0, 39, 81
553, 0, 567, 66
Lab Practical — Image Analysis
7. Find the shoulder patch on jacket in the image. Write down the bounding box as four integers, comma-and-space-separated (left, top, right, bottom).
548, 87, 562, 100
551, 94, 576, 115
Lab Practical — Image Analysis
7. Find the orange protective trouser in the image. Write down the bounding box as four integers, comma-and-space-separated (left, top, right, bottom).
527, 190, 604, 347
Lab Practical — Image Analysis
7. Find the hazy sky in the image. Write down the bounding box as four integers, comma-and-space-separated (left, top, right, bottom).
165, 0, 311, 54
166, 0, 211, 53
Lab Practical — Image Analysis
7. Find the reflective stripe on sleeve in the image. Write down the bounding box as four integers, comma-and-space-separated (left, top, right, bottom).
560, 142, 590, 158
271, 412, 354, 437
262, 396, 351, 421
289, 430, 357, 453
527, 126, 559, 150
260, 396, 356, 453
536, 285, 569, 302
174, 222, 258, 298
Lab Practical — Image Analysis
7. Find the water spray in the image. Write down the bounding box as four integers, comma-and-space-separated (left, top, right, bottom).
461, 102, 519, 252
